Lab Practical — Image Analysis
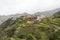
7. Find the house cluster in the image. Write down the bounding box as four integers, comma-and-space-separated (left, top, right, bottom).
12, 13, 45, 25
25, 14, 45, 25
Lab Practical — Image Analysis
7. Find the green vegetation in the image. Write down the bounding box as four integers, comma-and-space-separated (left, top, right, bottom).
0, 11, 60, 40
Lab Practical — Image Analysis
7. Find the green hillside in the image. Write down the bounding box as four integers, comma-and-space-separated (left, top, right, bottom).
0, 11, 60, 40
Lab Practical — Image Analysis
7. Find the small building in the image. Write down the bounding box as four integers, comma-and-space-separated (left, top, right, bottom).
36, 15, 45, 21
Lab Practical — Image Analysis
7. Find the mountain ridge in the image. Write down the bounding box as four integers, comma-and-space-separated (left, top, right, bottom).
0, 8, 60, 24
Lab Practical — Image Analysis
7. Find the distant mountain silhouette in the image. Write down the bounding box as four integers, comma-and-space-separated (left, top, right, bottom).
34, 8, 60, 16
0, 8, 60, 24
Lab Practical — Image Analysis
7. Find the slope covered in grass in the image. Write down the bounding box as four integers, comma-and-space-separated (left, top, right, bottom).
0, 11, 60, 40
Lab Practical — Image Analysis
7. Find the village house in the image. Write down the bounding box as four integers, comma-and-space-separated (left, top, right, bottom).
24, 14, 35, 19
36, 15, 45, 21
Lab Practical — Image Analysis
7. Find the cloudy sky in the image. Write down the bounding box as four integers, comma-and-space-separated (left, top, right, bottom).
0, 0, 60, 15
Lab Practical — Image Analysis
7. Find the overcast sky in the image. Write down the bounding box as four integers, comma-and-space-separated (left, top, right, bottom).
0, 0, 60, 15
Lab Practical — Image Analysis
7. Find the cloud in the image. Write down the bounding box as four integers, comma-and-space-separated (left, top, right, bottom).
0, 0, 60, 15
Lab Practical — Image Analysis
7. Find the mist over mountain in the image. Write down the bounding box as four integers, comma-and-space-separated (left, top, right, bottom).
34, 8, 60, 16
0, 16, 11, 24
0, 13, 29, 24
0, 8, 60, 24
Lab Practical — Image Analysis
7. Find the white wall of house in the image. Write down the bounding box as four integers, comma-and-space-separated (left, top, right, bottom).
37, 15, 45, 21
